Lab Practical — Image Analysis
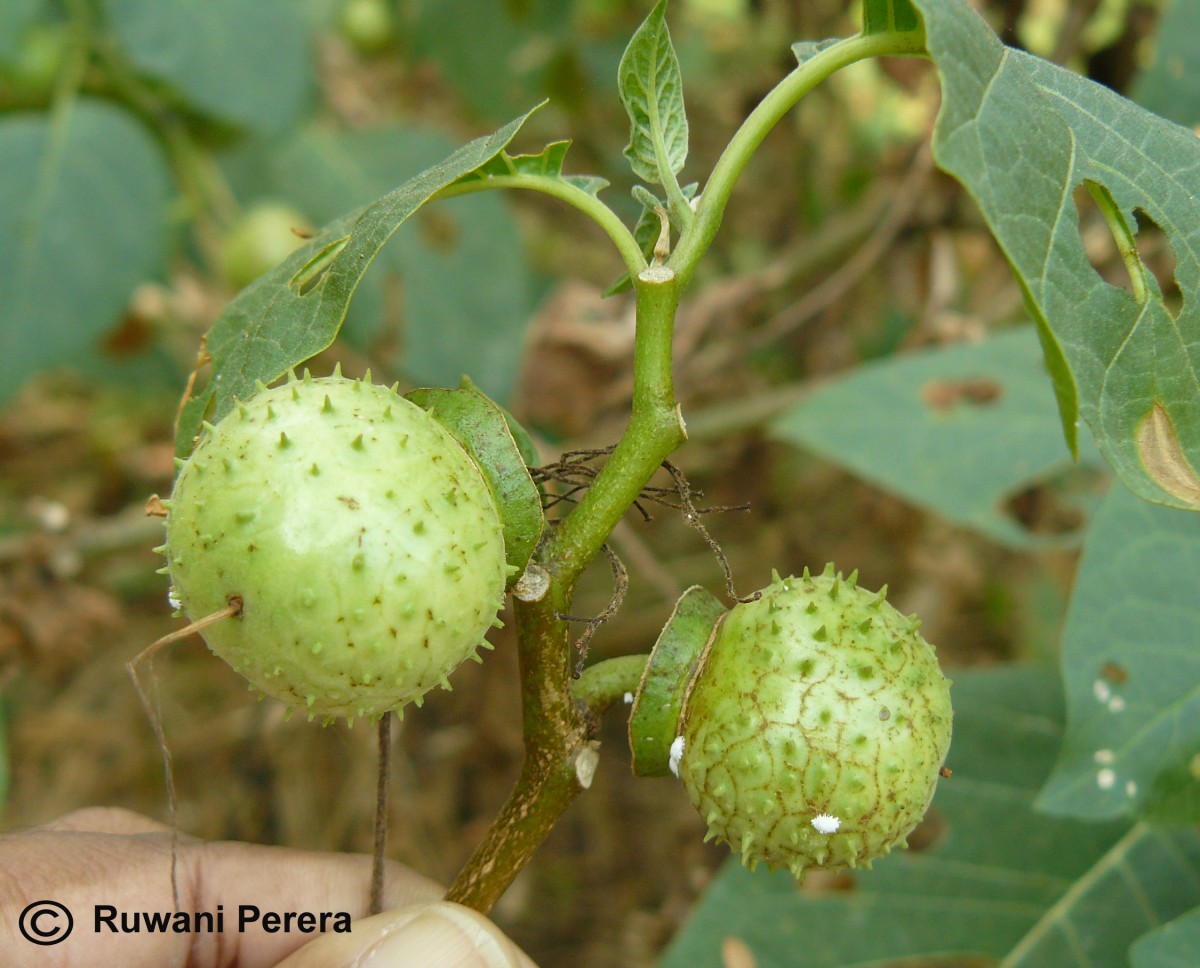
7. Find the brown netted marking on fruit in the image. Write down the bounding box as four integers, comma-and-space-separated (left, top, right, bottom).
677, 566, 952, 879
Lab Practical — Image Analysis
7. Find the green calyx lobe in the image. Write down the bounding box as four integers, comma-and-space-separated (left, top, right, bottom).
406, 378, 543, 587
629, 585, 726, 777
634, 566, 952, 879
162, 374, 508, 722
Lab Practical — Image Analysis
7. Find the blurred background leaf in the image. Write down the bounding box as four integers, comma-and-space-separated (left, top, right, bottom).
105, 0, 316, 132
1129, 0, 1200, 128
0, 100, 173, 405
772, 326, 1105, 548
657, 667, 1200, 968
0, 0, 50, 61
1131, 908, 1200, 968
1037, 481, 1200, 825
410, 0, 575, 122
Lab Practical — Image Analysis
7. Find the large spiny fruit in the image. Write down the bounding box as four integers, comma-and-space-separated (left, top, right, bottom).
160, 373, 508, 721
677, 566, 952, 878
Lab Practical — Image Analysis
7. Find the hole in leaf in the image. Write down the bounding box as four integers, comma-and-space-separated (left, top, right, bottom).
1131, 207, 1182, 319
1074, 181, 1137, 295
1074, 182, 1182, 318
999, 461, 1107, 537
290, 236, 349, 296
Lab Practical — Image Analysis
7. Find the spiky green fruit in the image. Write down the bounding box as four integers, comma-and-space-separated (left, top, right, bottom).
162, 374, 507, 721
676, 566, 952, 878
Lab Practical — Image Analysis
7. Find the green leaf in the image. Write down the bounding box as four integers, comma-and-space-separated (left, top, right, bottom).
911, 0, 1200, 511
105, 0, 313, 132
772, 327, 1103, 548
861, 0, 924, 38
791, 39, 840, 66
1130, 0, 1200, 128
411, 0, 571, 121
0, 100, 172, 405
658, 667, 1194, 968
176, 108, 538, 456
1001, 826, 1200, 968
262, 124, 537, 403
1037, 481, 1200, 824
1131, 908, 1200, 968
462, 139, 610, 197
618, 0, 688, 186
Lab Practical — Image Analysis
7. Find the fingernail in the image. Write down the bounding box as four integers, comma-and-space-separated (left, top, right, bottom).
362, 902, 523, 968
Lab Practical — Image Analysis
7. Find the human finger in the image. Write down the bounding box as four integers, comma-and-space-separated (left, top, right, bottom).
276, 901, 538, 968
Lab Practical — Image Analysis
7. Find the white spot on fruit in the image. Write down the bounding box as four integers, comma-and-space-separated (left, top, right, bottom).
623, 691, 634, 704
1125, 780, 1137, 798
811, 814, 840, 834
1096, 768, 1116, 790
1093, 679, 1112, 703
1093, 749, 1114, 765
1107, 695, 1126, 713
668, 735, 685, 777
167, 587, 182, 611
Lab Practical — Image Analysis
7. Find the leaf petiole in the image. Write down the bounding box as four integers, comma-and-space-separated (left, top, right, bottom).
434, 173, 647, 279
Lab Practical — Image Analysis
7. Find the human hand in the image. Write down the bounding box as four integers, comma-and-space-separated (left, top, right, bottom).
0, 807, 536, 967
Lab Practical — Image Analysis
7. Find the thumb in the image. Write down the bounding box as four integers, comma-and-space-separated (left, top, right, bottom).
276, 901, 537, 968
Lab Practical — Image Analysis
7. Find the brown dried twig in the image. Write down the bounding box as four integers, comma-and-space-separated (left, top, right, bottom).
555, 543, 628, 678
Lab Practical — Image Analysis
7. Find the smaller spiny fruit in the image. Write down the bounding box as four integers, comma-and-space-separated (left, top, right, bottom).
676, 566, 952, 878
219, 202, 312, 290
160, 373, 508, 721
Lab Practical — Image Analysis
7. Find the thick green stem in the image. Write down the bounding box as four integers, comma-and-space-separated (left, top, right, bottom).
446, 26, 923, 917
669, 31, 926, 285
547, 267, 685, 588
445, 590, 589, 911
445, 270, 683, 913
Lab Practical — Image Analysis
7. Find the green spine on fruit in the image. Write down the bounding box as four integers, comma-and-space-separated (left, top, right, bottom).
667, 565, 952, 878
162, 373, 508, 721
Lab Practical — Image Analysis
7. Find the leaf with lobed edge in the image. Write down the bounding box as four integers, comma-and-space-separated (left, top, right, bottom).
175, 106, 541, 458
457, 140, 610, 198
910, 0, 1200, 511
